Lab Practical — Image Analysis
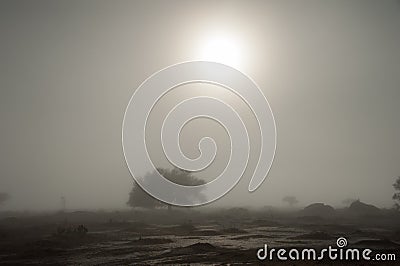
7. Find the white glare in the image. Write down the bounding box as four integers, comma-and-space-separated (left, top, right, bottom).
200, 36, 242, 68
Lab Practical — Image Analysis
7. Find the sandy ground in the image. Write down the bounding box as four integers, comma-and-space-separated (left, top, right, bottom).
0, 209, 399, 265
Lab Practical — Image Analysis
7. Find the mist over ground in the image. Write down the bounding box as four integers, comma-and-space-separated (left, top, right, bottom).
1, 0, 400, 211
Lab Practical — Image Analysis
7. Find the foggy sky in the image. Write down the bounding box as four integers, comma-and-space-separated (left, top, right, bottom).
1, 0, 400, 210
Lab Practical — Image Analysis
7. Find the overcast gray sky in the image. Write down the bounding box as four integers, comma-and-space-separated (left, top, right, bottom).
1, 0, 399, 210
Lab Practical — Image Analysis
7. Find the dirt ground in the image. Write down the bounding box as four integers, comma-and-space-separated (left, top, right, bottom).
0, 208, 399, 265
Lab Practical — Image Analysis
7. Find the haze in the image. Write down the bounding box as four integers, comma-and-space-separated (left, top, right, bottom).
1, 0, 399, 210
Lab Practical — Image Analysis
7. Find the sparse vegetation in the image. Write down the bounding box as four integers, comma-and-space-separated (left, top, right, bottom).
393, 176, 400, 210
282, 196, 298, 207
0, 206, 399, 265
56, 224, 88, 236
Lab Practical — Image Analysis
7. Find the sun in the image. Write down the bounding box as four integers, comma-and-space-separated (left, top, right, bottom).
199, 35, 242, 69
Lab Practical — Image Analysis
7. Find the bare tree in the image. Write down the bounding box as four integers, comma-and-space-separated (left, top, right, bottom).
60, 196, 66, 211
393, 176, 400, 210
0, 193, 10, 206
282, 196, 298, 207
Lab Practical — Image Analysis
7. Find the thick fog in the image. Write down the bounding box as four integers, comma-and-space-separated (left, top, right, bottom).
1, 0, 400, 210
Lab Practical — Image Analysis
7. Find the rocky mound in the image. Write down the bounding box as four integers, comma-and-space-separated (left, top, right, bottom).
349, 200, 380, 215
301, 203, 335, 217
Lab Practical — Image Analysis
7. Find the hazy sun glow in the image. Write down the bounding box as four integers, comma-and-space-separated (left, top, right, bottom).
199, 35, 242, 69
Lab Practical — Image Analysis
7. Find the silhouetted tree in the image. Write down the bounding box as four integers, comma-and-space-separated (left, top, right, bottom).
393, 176, 400, 210
127, 167, 205, 209
0, 193, 10, 206
282, 196, 298, 207
127, 182, 163, 209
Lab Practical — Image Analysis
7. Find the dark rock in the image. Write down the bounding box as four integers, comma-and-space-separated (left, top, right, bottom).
349, 200, 380, 215
301, 203, 335, 217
